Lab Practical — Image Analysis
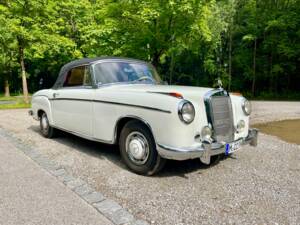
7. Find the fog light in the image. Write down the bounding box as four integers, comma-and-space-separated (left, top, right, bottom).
236, 120, 245, 133
201, 126, 212, 140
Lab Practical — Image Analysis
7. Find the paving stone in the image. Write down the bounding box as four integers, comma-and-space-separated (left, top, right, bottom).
25, 150, 40, 159
20, 147, 33, 155
34, 155, 48, 164
74, 184, 93, 196
83, 192, 105, 204
110, 209, 135, 225
93, 199, 122, 217
58, 173, 75, 183
65, 178, 85, 190
42, 163, 61, 172
50, 168, 66, 177
129, 220, 150, 225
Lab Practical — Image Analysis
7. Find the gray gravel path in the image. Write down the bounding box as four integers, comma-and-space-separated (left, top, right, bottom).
0, 101, 299, 225
0, 134, 113, 225
251, 101, 300, 124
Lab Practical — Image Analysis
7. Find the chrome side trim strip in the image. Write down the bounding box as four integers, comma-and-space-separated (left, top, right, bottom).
48, 98, 171, 114
32, 95, 49, 98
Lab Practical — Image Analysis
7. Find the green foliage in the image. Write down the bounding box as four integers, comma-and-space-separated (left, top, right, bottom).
0, 0, 299, 99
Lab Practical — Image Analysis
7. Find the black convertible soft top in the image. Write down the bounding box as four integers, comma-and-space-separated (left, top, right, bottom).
52, 57, 148, 89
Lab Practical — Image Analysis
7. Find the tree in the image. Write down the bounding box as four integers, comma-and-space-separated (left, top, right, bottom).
0, 0, 81, 100
0, 0, 299, 99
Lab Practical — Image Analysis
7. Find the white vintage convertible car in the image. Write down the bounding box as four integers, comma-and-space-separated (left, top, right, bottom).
29, 57, 258, 175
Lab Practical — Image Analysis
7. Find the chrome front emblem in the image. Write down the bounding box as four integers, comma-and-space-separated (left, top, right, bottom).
217, 78, 223, 89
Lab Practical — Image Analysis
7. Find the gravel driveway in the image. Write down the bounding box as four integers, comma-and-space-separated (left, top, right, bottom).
250, 101, 300, 124
0, 101, 299, 225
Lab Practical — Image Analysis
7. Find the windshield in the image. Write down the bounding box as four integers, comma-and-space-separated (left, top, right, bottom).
92, 61, 162, 85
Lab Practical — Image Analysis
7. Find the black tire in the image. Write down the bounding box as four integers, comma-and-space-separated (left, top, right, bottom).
40, 112, 56, 138
119, 120, 166, 175
210, 155, 221, 165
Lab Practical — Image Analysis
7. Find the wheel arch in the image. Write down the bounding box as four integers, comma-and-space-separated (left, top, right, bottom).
114, 116, 156, 145
32, 96, 53, 124
37, 109, 45, 119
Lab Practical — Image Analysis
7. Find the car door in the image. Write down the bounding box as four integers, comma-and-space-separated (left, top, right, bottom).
51, 65, 94, 137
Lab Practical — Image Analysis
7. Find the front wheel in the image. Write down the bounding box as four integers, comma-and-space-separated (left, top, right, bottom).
40, 112, 56, 138
119, 120, 166, 175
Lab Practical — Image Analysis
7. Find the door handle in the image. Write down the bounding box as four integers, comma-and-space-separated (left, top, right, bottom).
53, 93, 59, 98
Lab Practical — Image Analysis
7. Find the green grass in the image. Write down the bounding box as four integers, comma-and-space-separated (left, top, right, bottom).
0, 95, 31, 109
0, 96, 17, 101
0, 103, 31, 109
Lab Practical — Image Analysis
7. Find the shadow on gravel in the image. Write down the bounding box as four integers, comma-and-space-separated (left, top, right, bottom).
156, 154, 229, 178
28, 125, 126, 168
28, 125, 225, 177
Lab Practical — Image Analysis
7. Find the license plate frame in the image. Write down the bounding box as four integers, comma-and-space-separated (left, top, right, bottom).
225, 139, 243, 155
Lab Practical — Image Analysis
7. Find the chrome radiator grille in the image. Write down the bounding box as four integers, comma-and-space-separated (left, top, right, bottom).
206, 94, 234, 142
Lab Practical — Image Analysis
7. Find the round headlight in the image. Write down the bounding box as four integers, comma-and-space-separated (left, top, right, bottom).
242, 98, 252, 115
178, 100, 195, 124
201, 126, 212, 140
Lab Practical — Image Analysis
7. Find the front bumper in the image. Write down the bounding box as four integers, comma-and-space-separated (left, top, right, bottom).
157, 129, 258, 164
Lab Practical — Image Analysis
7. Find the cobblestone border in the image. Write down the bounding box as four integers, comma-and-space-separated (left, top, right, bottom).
0, 127, 149, 225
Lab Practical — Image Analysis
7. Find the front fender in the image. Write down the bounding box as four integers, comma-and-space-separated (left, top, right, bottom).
31, 90, 54, 124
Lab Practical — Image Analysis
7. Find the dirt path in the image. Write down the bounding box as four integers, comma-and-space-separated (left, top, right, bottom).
254, 119, 300, 145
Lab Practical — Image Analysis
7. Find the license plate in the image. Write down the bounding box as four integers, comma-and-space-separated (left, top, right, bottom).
225, 139, 243, 155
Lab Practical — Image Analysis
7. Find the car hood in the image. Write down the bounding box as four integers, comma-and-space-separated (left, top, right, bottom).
105, 84, 213, 102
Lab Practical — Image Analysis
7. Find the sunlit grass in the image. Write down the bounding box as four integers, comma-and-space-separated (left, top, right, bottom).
0, 95, 31, 109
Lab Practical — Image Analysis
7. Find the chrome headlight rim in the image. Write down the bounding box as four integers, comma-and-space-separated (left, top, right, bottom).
178, 100, 195, 124
242, 98, 251, 116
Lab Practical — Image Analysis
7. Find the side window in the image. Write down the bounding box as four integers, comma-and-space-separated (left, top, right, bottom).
63, 66, 92, 87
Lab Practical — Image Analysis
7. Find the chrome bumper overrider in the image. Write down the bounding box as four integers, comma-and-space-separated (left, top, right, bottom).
157, 129, 258, 164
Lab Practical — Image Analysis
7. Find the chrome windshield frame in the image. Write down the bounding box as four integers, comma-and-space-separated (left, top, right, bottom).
90, 59, 162, 87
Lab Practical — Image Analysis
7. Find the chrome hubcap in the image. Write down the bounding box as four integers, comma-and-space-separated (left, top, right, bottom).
125, 131, 149, 165
41, 114, 49, 133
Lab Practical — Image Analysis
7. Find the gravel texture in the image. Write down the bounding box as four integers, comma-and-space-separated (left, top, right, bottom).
0, 101, 299, 225
250, 101, 300, 124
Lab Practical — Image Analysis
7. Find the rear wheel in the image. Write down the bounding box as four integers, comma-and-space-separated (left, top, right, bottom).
119, 120, 166, 175
40, 112, 56, 138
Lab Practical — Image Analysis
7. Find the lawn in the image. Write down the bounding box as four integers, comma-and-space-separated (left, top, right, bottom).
0, 95, 31, 109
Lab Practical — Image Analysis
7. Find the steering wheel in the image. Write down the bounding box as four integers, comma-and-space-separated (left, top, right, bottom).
136, 76, 154, 82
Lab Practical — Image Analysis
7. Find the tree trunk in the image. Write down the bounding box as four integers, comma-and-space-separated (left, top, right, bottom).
251, 38, 257, 95
269, 53, 273, 93
169, 51, 175, 84
4, 79, 10, 97
228, 28, 232, 91
19, 46, 29, 104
